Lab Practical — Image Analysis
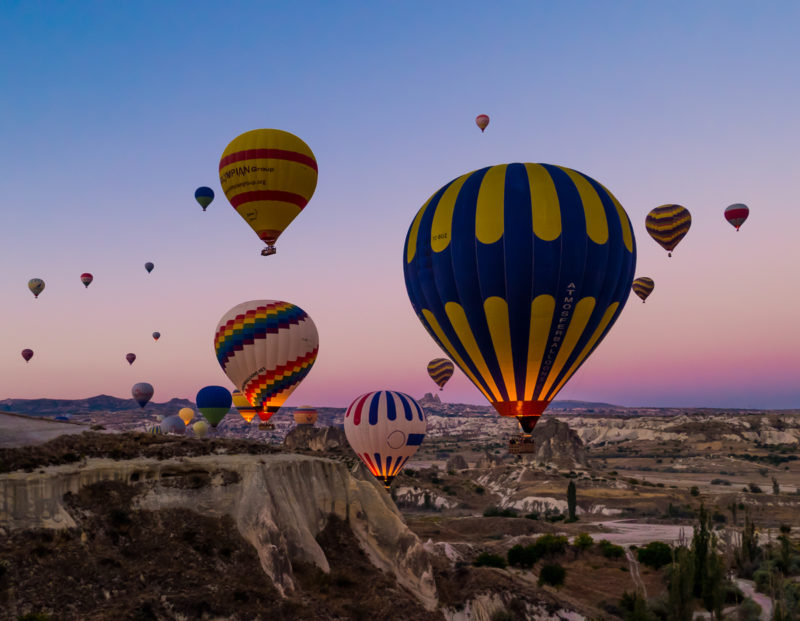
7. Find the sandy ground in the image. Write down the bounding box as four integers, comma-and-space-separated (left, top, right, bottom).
0, 411, 88, 448
592, 519, 694, 546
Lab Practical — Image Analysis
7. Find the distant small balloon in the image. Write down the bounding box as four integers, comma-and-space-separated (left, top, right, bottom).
475, 114, 490, 132
80, 273, 93, 288
145, 262, 154, 273
192, 420, 209, 438
126, 353, 136, 365
132, 382, 154, 408
195, 186, 215, 211
293, 406, 318, 426
724, 203, 749, 231
178, 407, 194, 426
645, 205, 691, 257
161, 415, 185, 435
152, 331, 161, 341
21, 349, 33, 363
631, 277, 655, 303
28, 278, 45, 298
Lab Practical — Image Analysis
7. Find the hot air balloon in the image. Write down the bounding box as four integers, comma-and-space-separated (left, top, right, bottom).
147, 425, 163, 435
80, 273, 93, 288
28, 278, 45, 298
195, 186, 215, 211
232, 390, 258, 423
21, 349, 33, 363
196, 385, 232, 428
145, 262, 154, 273
404, 163, 636, 440
631, 277, 654, 303
219, 129, 318, 256
126, 353, 136, 365
132, 382, 154, 408
293, 406, 318, 426
214, 300, 319, 421
427, 358, 454, 390
475, 114, 490, 132
645, 205, 691, 257
178, 407, 194, 426
193, 420, 209, 438
152, 332, 161, 341
161, 415, 185, 435
344, 391, 427, 488
725, 203, 749, 231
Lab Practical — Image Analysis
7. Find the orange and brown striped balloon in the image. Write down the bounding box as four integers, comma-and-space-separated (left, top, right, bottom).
645, 204, 691, 256
631, 277, 654, 303
427, 358, 454, 390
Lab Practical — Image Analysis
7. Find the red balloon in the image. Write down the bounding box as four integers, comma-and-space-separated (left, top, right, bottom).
126, 353, 136, 365
80, 273, 93, 288
21, 349, 33, 363
475, 114, 490, 132
724, 203, 749, 231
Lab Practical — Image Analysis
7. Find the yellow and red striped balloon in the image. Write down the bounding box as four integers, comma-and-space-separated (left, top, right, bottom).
219, 129, 318, 256
645, 204, 691, 257
427, 358, 454, 390
293, 406, 318, 426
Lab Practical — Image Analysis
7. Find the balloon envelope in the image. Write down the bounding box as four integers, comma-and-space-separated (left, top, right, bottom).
232, 390, 258, 423
218, 129, 318, 255
293, 406, 318, 426
132, 382, 154, 408
725, 203, 749, 230
404, 163, 636, 433
194, 186, 215, 211
21, 349, 33, 362
475, 114, 490, 132
427, 358, 454, 390
192, 420, 209, 438
152, 331, 161, 341
161, 415, 185, 435
80, 273, 93, 288
645, 205, 691, 256
632, 277, 654, 303
214, 300, 319, 420
344, 391, 427, 488
144, 262, 154, 273
28, 278, 45, 298
196, 385, 232, 427
178, 407, 194, 426
126, 353, 136, 365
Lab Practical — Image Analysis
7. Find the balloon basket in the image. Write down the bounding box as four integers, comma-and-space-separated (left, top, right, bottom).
258, 423, 275, 431
261, 245, 277, 257
508, 434, 536, 455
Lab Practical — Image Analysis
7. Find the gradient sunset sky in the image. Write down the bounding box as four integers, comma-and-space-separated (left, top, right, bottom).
1, 2, 798, 409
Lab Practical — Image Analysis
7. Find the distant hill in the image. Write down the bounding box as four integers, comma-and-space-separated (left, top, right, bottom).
0, 395, 195, 418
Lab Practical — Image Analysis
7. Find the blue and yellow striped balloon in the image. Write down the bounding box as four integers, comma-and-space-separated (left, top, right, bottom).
404, 163, 636, 433
427, 358, 454, 390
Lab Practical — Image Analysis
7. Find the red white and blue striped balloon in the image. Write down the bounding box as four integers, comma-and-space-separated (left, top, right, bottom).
344, 391, 427, 488
724, 203, 749, 231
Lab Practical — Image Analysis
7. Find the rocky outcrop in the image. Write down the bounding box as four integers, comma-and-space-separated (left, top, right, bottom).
531, 419, 587, 469
418, 392, 442, 406
446, 454, 469, 471
282, 425, 347, 452
0, 453, 437, 610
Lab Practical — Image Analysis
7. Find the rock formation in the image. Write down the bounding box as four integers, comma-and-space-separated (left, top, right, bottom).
530, 418, 587, 469
446, 453, 469, 471
283, 425, 347, 452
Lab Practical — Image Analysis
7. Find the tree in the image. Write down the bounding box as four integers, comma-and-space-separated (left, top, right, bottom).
638, 541, 672, 570
773, 476, 780, 495
667, 546, 695, 621
567, 480, 577, 521
538, 562, 566, 587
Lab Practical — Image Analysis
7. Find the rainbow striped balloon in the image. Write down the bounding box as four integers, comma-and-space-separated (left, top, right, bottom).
631, 277, 655, 303
219, 129, 318, 255
645, 204, 691, 256
427, 358, 454, 390
214, 300, 319, 420
344, 391, 427, 488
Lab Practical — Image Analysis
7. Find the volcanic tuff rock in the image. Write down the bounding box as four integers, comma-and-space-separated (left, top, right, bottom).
530, 418, 588, 469
283, 425, 348, 452
0, 452, 438, 610
446, 454, 469, 471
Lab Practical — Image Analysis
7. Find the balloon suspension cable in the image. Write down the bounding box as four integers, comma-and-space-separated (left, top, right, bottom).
261, 245, 277, 257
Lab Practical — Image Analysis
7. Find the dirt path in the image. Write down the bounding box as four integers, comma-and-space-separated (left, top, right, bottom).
736, 579, 772, 621
625, 549, 646, 598
0, 412, 88, 448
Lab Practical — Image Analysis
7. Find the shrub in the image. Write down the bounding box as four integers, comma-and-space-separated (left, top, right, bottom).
524, 512, 540, 520
546, 514, 565, 523
507, 544, 539, 569
573, 533, 594, 552
474, 485, 485, 494
483, 506, 518, 518
598, 539, 625, 559
538, 562, 566, 587
690, 486, 699, 496
474, 552, 507, 569
533, 534, 569, 558
747, 483, 763, 494
637, 541, 671, 569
